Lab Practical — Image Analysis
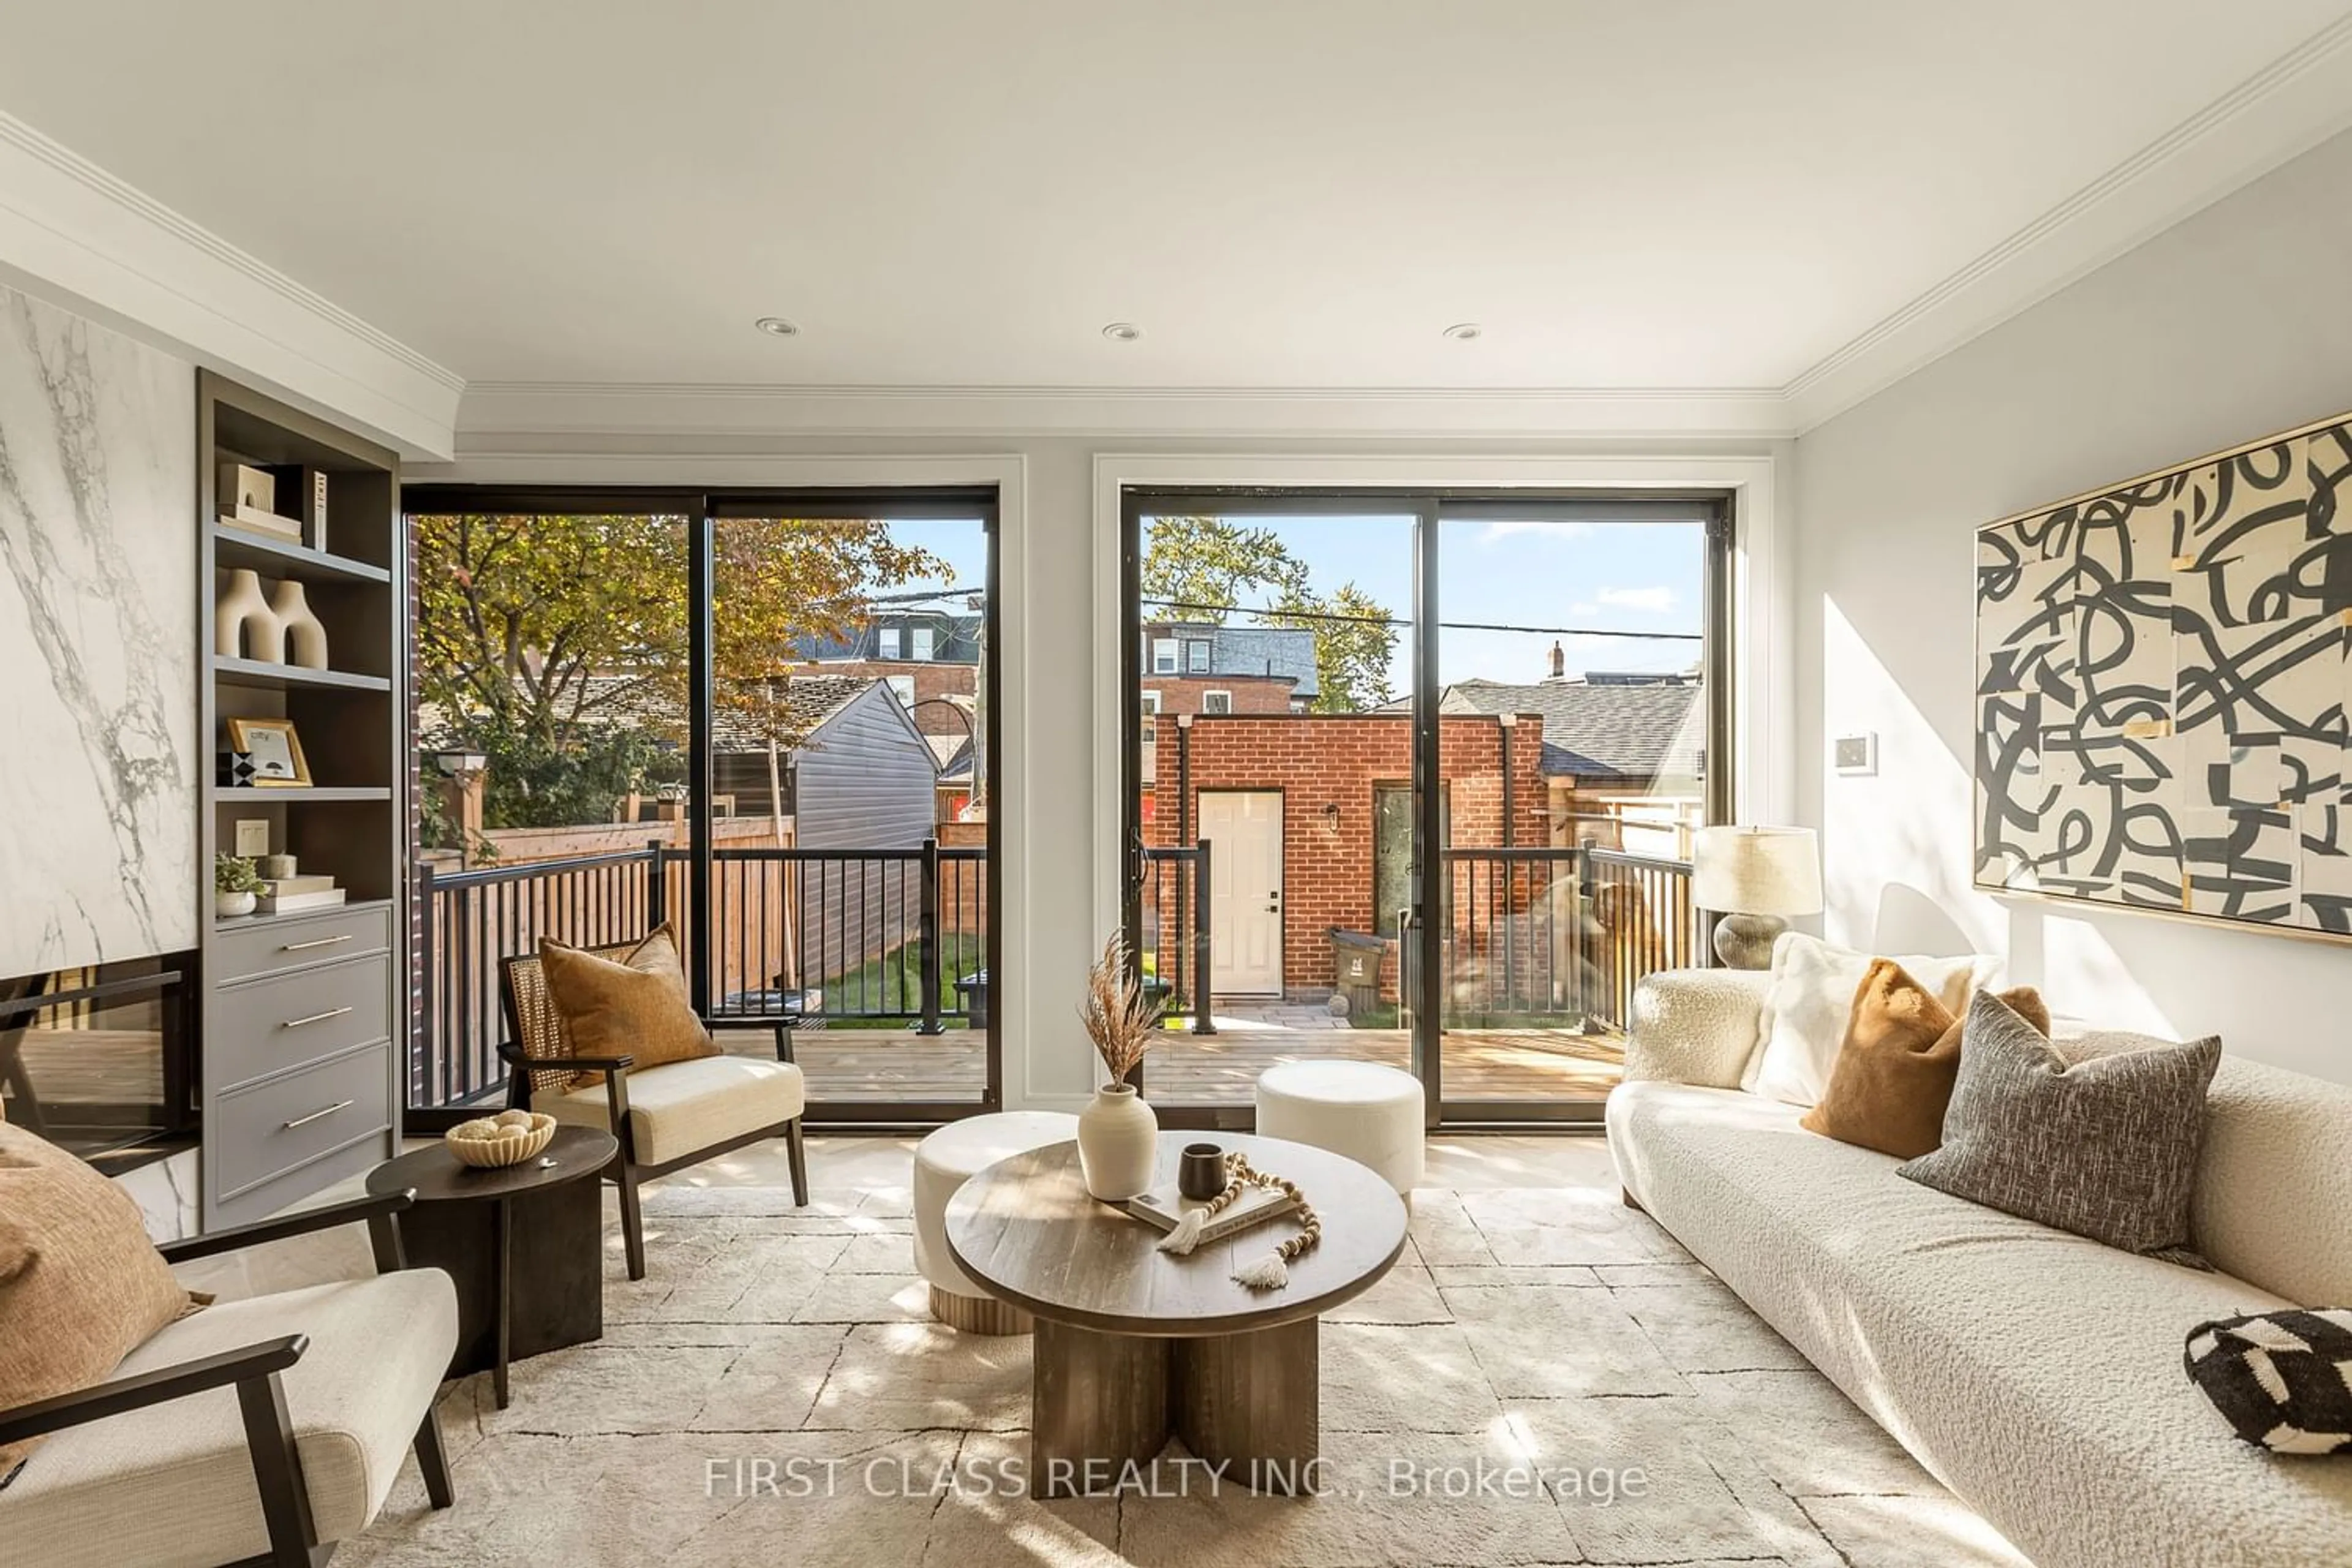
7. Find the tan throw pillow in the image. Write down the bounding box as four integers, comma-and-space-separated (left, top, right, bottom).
538, 922, 717, 1088
1800, 960, 2049, 1159
0, 1123, 202, 1483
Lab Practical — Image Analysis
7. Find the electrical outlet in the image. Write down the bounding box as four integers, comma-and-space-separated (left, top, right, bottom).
233, 818, 270, 856
1833, 734, 1877, 776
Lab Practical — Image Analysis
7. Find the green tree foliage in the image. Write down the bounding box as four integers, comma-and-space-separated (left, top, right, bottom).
413, 513, 942, 832
1270, 581, 1398, 714
1140, 515, 1398, 712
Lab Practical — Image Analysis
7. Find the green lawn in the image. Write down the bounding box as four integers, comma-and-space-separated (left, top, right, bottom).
810, 932, 986, 1030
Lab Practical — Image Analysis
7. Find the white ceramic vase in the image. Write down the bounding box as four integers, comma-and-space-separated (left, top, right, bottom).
268, 579, 330, 669
214, 568, 283, 662
216, 890, 256, 919
1076, 1082, 1158, 1200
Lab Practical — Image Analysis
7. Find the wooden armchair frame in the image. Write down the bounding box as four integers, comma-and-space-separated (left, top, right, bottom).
0, 1190, 453, 1568
497, 946, 809, 1281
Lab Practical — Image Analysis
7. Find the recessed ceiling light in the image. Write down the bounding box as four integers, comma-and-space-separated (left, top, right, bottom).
1102, 322, 1143, 342
754, 316, 800, 337
1442, 322, 1483, 341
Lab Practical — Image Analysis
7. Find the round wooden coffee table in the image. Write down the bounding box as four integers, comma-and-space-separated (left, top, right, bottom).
945, 1131, 1407, 1497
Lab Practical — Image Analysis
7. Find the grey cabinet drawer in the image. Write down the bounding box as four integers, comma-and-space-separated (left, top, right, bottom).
214, 905, 391, 984
214, 1045, 393, 1202
212, 956, 390, 1090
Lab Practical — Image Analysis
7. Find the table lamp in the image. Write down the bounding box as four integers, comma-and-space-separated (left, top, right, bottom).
1691, 825, 1822, 970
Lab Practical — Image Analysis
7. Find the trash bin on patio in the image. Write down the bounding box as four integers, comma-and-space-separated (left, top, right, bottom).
954, 970, 989, 1030
1328, 927, 1386, 1019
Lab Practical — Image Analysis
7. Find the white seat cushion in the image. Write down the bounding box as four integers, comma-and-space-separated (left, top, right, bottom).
913, 1112, 1077, 1296
0, 1270, 458, 1568
537, 1054, 804, 1167
1608, 1080, 2352, 1568
1254, 1060, 1425, 1193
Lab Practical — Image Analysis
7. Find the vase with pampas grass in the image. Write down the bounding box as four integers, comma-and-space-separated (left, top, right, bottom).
1076, 931, 1163, 1201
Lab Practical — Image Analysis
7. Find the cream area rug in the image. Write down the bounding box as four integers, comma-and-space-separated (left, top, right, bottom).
339, 1175, 2030, 1568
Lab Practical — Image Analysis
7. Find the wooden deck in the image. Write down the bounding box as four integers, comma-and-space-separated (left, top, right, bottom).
761, 1025, 1622, 1107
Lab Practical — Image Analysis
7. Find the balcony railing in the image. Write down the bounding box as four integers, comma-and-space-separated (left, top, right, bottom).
415, 839, 986, 1110
412, 835, 1694, 1110
1435, 842, 1698, 1032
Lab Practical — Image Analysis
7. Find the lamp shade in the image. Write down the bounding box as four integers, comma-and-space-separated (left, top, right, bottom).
1691, 826, 1821, 916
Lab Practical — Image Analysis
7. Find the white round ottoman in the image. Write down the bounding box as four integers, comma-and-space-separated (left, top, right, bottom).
1254, 1060, 1425, 1197
913, 1111, 1078, 1333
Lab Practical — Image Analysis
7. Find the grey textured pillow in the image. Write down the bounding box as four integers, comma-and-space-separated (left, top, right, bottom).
1896, 990, 2220, 1261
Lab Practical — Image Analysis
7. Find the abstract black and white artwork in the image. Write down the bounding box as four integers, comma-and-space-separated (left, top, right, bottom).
1975, 413, 2352, 937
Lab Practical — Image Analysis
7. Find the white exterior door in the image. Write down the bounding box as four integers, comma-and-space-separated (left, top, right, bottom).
1200, 790, 1284, 996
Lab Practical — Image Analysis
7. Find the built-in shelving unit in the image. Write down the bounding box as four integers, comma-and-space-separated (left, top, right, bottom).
213, 656, 396, 695
198, 372, 404, 1229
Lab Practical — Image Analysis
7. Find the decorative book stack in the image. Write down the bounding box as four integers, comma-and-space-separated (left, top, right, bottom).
256, 872, 345, 915
1124, 1180, 1295, 1245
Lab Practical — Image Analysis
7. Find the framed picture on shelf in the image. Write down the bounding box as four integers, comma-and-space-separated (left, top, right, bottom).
226, 717, 311, 787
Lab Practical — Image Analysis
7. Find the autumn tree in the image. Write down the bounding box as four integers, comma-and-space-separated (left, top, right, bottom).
414, 512, 944, 830
1139, 514, 1398, 712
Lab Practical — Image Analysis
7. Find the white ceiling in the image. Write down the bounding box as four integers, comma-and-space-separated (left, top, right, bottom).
0, 1, 2348, 410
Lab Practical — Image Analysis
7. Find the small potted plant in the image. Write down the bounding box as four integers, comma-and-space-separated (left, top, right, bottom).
214, 853, 263, 918
1076, 931, 1164, 1200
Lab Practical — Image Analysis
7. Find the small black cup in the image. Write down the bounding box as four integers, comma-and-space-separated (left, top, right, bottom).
1178, 1142, 1227, 1200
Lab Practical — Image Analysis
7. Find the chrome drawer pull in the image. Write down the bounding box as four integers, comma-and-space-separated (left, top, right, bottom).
282, 1100, 353, 1130
281, 935, 353, 952
281, 1007, 355, 1029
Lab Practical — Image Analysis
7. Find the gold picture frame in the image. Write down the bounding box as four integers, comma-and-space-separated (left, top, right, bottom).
227, 716, 311, 788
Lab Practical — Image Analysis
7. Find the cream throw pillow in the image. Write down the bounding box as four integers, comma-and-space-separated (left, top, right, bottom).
1744, 932, 1997, 1106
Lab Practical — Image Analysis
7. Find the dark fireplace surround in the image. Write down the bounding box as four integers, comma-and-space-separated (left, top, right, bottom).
0, 956, 198, 1175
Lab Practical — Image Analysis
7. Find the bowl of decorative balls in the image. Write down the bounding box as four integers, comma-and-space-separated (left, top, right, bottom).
444, 1109, 559, 1169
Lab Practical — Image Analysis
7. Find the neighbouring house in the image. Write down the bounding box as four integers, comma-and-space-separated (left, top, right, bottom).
793, 606, 982, 741
1137, 619, 1318, 788
565, 671, 940, 846
1428, 656, 1707, 860
1144, 711, 1548, 1000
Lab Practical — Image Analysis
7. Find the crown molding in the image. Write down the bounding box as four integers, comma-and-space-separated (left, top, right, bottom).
0, 109, 461, 458
1782, 12, 2352, 434
454, 380, 1796, 442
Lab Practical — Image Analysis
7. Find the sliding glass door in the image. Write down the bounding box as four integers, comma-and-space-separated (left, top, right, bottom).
1122, 489, 1730, 1128
402, 486, 1000, 1129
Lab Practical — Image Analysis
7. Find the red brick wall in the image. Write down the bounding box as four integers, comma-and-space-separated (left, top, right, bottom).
1140, 675, 1298, 716
1144, 714, 1550, 994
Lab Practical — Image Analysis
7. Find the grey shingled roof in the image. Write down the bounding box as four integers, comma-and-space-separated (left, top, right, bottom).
1149, 622, 1319, 698
1441, 679, 1705, 782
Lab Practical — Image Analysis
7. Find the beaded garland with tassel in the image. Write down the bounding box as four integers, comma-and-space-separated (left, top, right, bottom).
1156, 1152, 1322, 1290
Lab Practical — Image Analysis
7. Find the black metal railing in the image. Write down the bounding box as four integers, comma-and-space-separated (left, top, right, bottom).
1580, 843, 1700, 1033
412, 832, 1689, 1110
415, 838, 989, 1110
415, 842, 668, 1110
1137, 840, 1215, 1035
1433, 841, 1697, 1031
1436, 845, 1585, 1023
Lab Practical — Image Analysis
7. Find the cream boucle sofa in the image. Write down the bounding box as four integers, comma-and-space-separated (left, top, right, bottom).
1606, 968, 2352, 1568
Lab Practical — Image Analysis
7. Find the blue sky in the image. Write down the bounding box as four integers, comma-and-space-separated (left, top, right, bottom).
878, 513, 1705, 696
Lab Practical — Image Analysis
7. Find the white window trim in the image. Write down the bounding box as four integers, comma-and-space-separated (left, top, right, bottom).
911, 625, 935, 661
877, 626, 902, 659
1200, 689, 1233, 715
1151, 637, 1178, 674
1186, 638, 1212, 672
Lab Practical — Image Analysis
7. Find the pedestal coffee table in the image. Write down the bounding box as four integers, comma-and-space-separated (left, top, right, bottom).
944, 1130, 1407, 1497
366, 1124, 617, 1408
